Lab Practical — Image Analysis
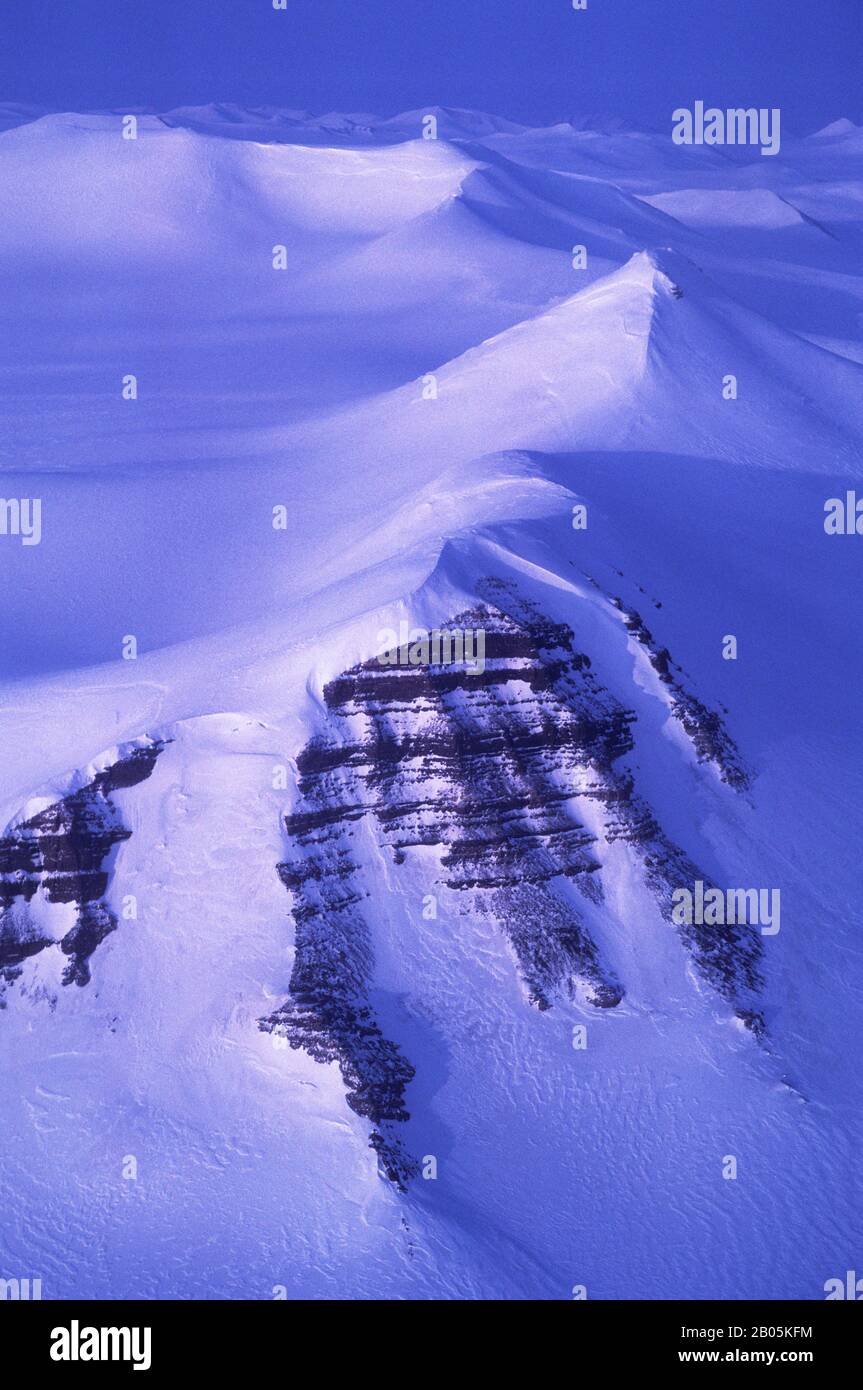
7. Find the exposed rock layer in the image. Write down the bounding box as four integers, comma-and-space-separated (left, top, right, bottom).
263, 590, 763, 1186
0, 741, 165, 991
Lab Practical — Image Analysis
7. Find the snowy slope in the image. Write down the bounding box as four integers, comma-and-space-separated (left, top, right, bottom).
1, 105, 862, 1301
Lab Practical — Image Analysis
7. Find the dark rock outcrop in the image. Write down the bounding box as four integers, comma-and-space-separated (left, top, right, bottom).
0, 741, 165, 991
613, 598, 749, 791
261, 840, 419, 1190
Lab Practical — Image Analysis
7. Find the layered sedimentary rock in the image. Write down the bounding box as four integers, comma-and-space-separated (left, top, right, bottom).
263, 588, 763, 1186
0, 741, 165, 992
261, 841, 419, 1190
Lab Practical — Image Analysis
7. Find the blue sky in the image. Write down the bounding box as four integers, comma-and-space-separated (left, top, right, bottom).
0, 0, 860, 131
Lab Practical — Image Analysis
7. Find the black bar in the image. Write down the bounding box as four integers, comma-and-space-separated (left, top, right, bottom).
5, 1297, 858, 1374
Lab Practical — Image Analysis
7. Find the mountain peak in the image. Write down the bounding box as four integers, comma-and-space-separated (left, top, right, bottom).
810, 117, 859, 138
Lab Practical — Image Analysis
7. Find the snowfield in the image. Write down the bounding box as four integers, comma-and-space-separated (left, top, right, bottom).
0, 104, 862, 1300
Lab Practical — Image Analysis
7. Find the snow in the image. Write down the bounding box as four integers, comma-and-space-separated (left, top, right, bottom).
639, 187, 809, 230
0, 103, 861, 1301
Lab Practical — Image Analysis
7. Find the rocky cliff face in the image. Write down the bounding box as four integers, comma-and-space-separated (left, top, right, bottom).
262, 586, 763, 1185
0, 588, 761, 1188
0, 591, 761, 1191
0, 741, 165, 994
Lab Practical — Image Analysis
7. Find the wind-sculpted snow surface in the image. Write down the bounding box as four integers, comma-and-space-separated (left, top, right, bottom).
0, 103, 861, 1299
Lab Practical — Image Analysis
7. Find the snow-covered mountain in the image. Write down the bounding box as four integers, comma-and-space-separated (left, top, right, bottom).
1, 105, 861, 1300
